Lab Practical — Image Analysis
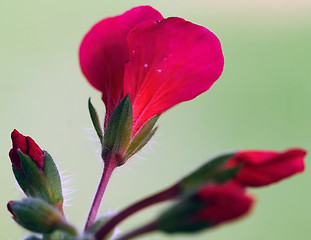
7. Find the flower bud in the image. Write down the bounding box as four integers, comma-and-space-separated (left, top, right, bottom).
227, 148, 306, 187
9, 130, 63, 210
7, 198, 76, 235
157, 183, 253, 233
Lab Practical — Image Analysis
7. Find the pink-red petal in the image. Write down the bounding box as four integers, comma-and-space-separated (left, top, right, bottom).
124, 17, 224, 134
231, 149, 306, 187
79, 6, 163, 124
27, 137, 44, 169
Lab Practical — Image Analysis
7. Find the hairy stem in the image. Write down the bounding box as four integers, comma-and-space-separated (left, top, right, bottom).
115, 221, 158, 240
84, 157, 117, 230
95, 184, 180, 239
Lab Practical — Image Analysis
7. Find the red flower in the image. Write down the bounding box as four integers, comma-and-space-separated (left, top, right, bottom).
193, 183, 253, 225
9, 129, 44, 169
79, 6, 224, 134
227, 148, 306, 187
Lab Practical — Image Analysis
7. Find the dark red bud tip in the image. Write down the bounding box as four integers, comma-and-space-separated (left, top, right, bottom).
7, 201, 15, 216
9, 130, 27, 169
9, 129, 44, 169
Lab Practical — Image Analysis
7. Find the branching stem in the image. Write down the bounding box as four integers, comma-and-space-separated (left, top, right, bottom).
95, 184, 180, 239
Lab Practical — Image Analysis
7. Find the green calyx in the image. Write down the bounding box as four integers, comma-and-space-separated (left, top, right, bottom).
14, 150, 63, 210
102, 94, 133, 165
157, 198, 211, 233
99, 95, 159, 166
8, 198, 76, 235
179, 152, 240, 192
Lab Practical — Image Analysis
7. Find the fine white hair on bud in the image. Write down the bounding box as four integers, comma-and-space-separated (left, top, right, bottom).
59, 168, 77, 207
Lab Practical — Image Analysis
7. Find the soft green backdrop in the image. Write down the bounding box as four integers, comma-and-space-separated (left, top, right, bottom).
1, 0, 310, 239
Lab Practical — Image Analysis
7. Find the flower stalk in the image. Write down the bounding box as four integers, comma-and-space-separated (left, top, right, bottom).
95, 184, 180, 239
84, 155, 117, 230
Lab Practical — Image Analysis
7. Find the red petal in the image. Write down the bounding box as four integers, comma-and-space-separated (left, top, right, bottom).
9, 129, 28, 169
26, 137, 44, 169
233, 148, 306, 187
79, 6, 163, 125
9, 129, 44, 169
124, 17, 224, 134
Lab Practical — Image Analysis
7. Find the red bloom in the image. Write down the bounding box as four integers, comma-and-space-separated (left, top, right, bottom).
193, 183, 253, 225
79, 6, 224, 134
9, 129, 44, 169
227, 148, 306, 187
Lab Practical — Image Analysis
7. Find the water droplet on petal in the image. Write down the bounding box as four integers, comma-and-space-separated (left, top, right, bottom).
144, 63, 149, 68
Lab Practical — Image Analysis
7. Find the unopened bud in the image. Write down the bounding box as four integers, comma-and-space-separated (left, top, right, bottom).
7, 198, 76, 235
157, 183, 253, 233
8, 130, 63, 210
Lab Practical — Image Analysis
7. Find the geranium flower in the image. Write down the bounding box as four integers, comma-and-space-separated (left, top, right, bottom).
80, 6, 224, 229
227, 148, 306, 187
79, 5, 224, 135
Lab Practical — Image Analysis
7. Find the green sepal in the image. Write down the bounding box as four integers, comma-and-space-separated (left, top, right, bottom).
157, 200, 211, 233
123, 115, 160, 162
179, 152, 236, 191
102, 94, 133, 164
88, 98, 103, 144
8, 198, 76, 235
19, 151, 51, 202
13, 165, 35, 197
212, 166, 241, 183
43, 151, 63, 209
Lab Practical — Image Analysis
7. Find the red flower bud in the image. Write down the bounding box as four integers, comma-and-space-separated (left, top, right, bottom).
9, 129, 44, 170
193, 183, 253, 225
79, 6, 224, 135
227, 148, 306, 187
157, 182, 253, 233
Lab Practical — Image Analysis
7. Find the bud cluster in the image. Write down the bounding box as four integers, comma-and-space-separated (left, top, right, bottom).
8, 130, 77, 238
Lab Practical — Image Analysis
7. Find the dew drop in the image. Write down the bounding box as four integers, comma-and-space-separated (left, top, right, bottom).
157, 69, 162, 73
144, 63, 149, 68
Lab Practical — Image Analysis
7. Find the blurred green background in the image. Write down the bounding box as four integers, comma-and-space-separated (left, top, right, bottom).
1, 0, 310, 239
